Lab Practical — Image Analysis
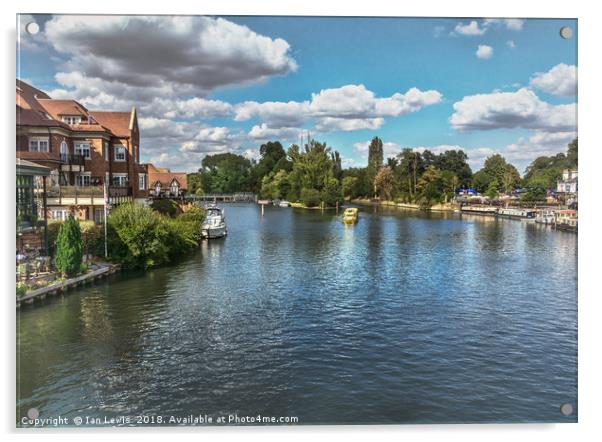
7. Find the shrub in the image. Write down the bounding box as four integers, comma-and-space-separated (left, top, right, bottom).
300, 188, 322, 207
107, 203, 204, 269
54, 215, 84, 277
108, 203, 170, 269
16, 282, 27, 299
151, 199, 178, 217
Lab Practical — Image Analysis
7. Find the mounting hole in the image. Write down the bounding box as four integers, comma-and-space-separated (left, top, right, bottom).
25, 22, 40, 35
27, 407, 39, 419
559, 26, 573, 39
560, 403, 574, 416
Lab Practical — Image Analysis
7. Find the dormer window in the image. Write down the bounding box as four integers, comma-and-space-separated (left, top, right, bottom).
62, 116, 82, 125
170, 180, 179, 195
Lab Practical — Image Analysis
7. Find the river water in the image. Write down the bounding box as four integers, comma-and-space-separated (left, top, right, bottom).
17, 204, 577, 425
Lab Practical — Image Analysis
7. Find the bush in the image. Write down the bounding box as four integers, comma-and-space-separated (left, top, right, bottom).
54, 215, 84, 277
300, 188, 322, 207
108, 203, 170, 269
107, 203, 205, 269
151, 199, 178, 217
16, 282, 27, 299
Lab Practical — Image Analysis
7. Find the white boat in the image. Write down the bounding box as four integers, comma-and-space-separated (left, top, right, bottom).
279, 200, 291, 207
535, 210, 555, 225
201, 206, 227, 239
497, 208, 537, 219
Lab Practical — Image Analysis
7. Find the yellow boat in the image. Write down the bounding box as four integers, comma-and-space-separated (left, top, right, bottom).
342, 207, 359, 224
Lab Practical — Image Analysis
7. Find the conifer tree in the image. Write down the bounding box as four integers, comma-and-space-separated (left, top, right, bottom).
54, 214, 84, 277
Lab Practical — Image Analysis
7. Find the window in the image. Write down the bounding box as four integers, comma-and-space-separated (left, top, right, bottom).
29, 138, 49, 152
134, 146, 138, 164
76, 173, 91, 187
75, 143, 91, 159
62, 116, 81, 125
155, 182, 162, 194
51, 209, 68, 221
138, 173, 146, 190
60, 141, 68, 163
94, 208, 105, 224
104, 142, 109, 161
115, 145, 126, 161
170, 180, 179, 195
112, 174, 128, 187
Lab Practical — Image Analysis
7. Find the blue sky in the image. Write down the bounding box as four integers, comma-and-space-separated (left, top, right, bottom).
17, 15, 577, 173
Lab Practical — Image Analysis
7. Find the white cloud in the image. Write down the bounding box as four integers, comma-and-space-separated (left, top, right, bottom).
45, 15, 297, 96
235, 84, 442, 132
318, 117, 385, 132
504, 131, 577, 163
234, 100, 310, 127
507, 40, 516, 48
248, 124, 304, 141
450, 88, 576, 132
483, 18, 525, 31
530, 63, 577, 97
454, 21, 486, 36
453, 19, 525, 37
476, 45, 494, 59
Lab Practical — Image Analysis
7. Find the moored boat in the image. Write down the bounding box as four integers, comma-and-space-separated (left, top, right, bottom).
535, 209, 556, 225
279, 200, 291, 207
342, 207, 359, 224
553, 209, 578, 233
201, 205, 227, 239
460, 205, 498, 215
498, 207, 536, 219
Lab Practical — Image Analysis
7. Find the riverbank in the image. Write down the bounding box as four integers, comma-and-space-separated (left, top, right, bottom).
16, 262, 120, 308
351, 198, 458, 212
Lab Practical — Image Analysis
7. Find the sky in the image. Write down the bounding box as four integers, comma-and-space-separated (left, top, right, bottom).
17, 15, 577, 174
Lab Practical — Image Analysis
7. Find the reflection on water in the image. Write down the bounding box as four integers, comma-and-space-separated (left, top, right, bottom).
17, 204, 577, 425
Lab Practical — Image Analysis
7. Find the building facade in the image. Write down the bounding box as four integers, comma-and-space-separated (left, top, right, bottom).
557, 169, 578, 194
146, 163, 188, 198
16, 80, 148, 223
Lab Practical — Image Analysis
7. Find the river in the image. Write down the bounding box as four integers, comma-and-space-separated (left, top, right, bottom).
16, 204, 578, 425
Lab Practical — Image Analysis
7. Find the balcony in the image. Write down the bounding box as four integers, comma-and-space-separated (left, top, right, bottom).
60, 154, 85, 173
46, 185, 133, 206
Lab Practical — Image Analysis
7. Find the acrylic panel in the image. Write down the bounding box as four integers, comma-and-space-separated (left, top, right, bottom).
16, 14, 578, 427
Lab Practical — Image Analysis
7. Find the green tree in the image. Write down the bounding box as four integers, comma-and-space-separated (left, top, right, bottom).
486, 180, 499, 199
199, 153, 253, 193
341, 176, 359, 199
321, 177, 342, 207
367, 137, 384, 194
522, 174, 549, 201
566, 138, 578, 168
472, 169, 492, 193
300, 188, 322, 207
435, 150, 473, 185
374, 166, 395, 200
187, 172, 204, 195
416, 166, 444, 207
287, 139, 339, 201
54, 214, 84, 277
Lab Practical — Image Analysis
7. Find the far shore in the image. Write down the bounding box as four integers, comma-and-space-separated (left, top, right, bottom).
351, 198, 458, 212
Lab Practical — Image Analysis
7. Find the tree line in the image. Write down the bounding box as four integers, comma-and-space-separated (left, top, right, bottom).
187, 137, 578, 207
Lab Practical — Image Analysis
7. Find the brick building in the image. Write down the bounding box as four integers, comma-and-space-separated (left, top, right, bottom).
146, 163, 188, 198
16, 79, 148, 223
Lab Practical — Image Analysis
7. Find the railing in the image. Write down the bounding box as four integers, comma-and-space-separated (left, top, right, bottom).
47, 185, 133, 200
60, 153, 85, 165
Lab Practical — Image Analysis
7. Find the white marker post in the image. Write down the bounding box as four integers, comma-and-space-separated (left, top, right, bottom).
103, 182, 108, 258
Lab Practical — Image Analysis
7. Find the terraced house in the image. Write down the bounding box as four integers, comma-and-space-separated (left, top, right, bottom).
16, 80, 148, 223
